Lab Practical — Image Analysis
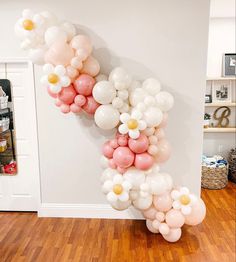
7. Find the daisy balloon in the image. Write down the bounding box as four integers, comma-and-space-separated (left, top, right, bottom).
41, 64, 71, 93
118, 110, 147, 139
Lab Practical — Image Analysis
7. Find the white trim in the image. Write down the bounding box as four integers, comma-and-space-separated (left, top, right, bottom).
38, 203, 144, 220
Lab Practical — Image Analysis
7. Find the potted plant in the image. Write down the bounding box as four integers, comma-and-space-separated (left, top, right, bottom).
204, 113, 211, 128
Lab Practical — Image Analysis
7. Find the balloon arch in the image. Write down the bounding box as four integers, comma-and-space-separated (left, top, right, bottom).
15, 9, 206, 242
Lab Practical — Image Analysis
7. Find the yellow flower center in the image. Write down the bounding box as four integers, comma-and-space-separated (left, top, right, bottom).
22, 19, 34, 31
127, 119, 138, 130
113, 184, 123, 195
48, 73, 59, 84
179, 195, 191, 205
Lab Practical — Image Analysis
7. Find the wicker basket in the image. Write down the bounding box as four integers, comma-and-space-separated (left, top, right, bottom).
228, 149, 236, 183
201, 165, 228, 189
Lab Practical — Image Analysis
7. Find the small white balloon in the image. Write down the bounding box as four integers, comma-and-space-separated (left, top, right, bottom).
133, 195, 152, 210
45, 26, 67, 46
112, 97, 124, 109
155, 91, 174, 112
93, 81, 116, 104
136, 102, 146, 112
71, 57, 83, 70
111, 200, 131, 211
146, 219, 159, 233
143, 107, 163, 127
60, 22, 76, 41
162, 228, 182, 242
123, 167, 146, 190
119, 103, 130, 113
109, 67, 132, 90
144, 96, 156, 106
100, 168, 119, 183
118, 90, 129, 100
142, 78, 161, 95
129, 88, 148, 107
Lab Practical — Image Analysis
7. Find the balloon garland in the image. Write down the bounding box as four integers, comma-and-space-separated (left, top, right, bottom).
15, 9, 206, 242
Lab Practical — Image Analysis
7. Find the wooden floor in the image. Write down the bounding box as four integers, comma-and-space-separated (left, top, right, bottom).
0, 183, 235, 262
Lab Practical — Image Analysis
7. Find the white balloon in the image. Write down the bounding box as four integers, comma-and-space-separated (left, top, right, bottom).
60, 22, 76, 41
45, 26, 67, 46
100, 168, 119, 183
119, 103, 129, 113
118, 90, 129, 100
162, 228, 182, 242
111, 200, 131, 211
40, 11, 58, 26
144, 96, 156, 106
109, 67, 132, 90
123, 167, 146, 190
28, 48, 46, 65
146, 219, 159, 233
133, 195, 152, 210
129, 80, 142, 92
155, 91, 174, 112
129, 88, 148, 107
142, 78, 161, 95
143, 107, 163, 127
93, 81, 116, 104
112, 97, 124, 109
100, 156, 109, 169
146, 173, 169, 195
94, 105, 120, 130
161, 173, 173, 191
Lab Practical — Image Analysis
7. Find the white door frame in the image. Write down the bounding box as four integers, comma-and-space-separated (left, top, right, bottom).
0, 57, 41, 212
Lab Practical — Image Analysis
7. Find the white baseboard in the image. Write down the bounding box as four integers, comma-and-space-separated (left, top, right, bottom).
38, 203, 144, 219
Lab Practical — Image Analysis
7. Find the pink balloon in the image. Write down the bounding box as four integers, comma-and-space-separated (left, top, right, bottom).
81, 56, 100, 77
162, 228, 182, 243
58, 85, 77, 105
110, 139, 119, 149
66, 66, 79, 79
159, 223, 170, 235
102, 141, 114, 159
82, 96, 100, 115
60, 104, 70, 114
45, 42, 74, 66
47, 86, 57, 98
153, 193, 172, 212
74, 95, 86, 107
184, 199, 206, 226
159, 113, 168, 128
55, 98, 63, 107
70, 103, 82, 113
70, 35, 93, 59
155, 128, 165, 140
113, 147, 135, 168
142, 205, 157, 220
128, 134, 149, 154
109, 159, 117, 169
134, 153, 154, 170
146, 219, 159, 234
117, 136, 128, 147
74, 74, 96, 96
165, 209, 185, 228
155, 139, 171, 164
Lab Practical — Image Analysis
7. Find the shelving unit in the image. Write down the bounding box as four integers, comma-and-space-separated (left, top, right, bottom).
207, 76, 236, 81
204, 127, 236, 133
205, 102, 236, 107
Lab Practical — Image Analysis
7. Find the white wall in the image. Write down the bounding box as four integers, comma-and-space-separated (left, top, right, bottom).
0, 1, 210, 211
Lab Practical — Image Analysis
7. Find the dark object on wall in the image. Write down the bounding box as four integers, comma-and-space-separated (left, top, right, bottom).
213, 106, 231, 127
0, 79, 12, 102
228, 148, 236, 183
223, 53, 236, 76
205, 94, 212, 103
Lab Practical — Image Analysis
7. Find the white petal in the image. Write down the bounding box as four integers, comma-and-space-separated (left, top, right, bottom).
22, 9, 34, 19
118, 124, 129, 134
40, 75, 48, 85
122, 181, 132, 191
55, 65, 66, 76
107, 192, 118, 203
113, 174, 123, 184
138, 120, 147, 130
120, 113, 130, 123
33, 14, 44, 25
118, 192, 129, 202
43, 63, 54, 74
131, 110, 142, 120
172, 200, 181, 210
60, 76, 71, 87
171, 190, 180, 200
180, 187, 190, 195
181, 205, 192, 215
102, 180, 113, 193
129, 129, 140, 139
49, 84, 61, 94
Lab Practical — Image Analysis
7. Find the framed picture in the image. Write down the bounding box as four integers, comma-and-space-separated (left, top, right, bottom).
223, 53, 236, 76
205, 94, 212, 103
212, 82, 231, 103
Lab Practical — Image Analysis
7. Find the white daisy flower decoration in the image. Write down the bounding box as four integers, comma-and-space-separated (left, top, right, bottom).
118, 110, 147, 139
41, 64, 71, 93
171, 187, 197, 215
15, 9, 46, 48
102, 174, 132, 203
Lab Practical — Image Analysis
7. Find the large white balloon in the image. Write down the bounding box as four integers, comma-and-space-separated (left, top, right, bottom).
100, 168, 119, 183
94, 105, 120, 130
109, 67, 132, 90
129, 88, 148, 107
123, 167, 146, 190
60, 22, 76, 41
142, 78, 161, 96
111, 200, 131, 211
133, 195, 152, 210
45, 26, 67, 46
28, 48, 46, 65
93, 81, 116, 104
40, 11, 58, 27
143, 107, 163, 127
146, 173, 172, 195
155, 91, 174, 112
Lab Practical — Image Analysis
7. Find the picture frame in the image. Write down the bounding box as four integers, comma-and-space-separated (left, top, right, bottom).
212, 81, 232, 103
222, 53, 236, 76
205, 94, 212, 103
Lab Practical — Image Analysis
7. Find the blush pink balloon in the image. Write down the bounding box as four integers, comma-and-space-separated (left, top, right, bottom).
74, 95, 86, 107
117, 134, 128, 146
58, 85, 77, 105
66, 66, 79, 79
47, 86, 57, 98
134, 153, 154, 170
70, 103, 82, 113
117, 166, 127, 174
110, 139, 119, 149
81, 56, 100, 77
82, 96, 100, 115
153, 193, 172, 212
159, 113, 168, 128
142, 205, 157, 220
146, 219, 159, 234
128, 134, 149, 154
102, 141, 114, 159
60, 104, 70, 114
109, 159, 117, 169
155, 139, 171, 164
184, 199, 206, 226
162, 228, 182, 243
74, 74, 96, 96
45, 42, 74, 66
165, 209, 185, 228
113, 147, 135, 168
55, 98, 63, 107
155, 128, 165, 140
70, 35, 93, 58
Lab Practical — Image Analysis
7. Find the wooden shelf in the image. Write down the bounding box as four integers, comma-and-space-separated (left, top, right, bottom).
205, 102, 236, 107
207, 77, 236, 81
204, 127, 236, 133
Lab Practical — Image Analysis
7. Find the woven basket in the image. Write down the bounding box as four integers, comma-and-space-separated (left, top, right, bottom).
228, 148, 236, 183
201, 165, 228, 189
